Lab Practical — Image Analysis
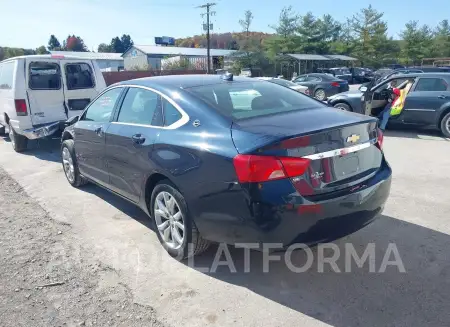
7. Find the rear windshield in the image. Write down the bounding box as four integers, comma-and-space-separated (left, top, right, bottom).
187, 81, 323, 121
29, 62, 61, 90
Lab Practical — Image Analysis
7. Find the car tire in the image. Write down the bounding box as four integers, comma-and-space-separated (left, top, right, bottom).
440, 112, 450, 138
8, 122, 28, 152
334, 103, 352, 112
314, 89, 326, 101
150, 180, 210, 260
61, 139, 88, 187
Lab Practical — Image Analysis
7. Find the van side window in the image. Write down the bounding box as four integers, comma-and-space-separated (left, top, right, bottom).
82, 88, 123, 122
0, 61, 15, 89
29, 62, 61, 90
65, 63, 95, 90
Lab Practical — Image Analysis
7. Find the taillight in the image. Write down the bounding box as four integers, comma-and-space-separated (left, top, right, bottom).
233, 154, 310, 183
331, 82, 340, 87
376, 128, 384, 149
15, 99, 28, 116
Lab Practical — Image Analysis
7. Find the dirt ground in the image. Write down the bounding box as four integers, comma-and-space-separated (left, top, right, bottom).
0, 167, 168, 327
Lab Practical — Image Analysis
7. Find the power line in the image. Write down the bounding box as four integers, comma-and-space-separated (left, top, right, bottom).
196, 2, 216, 74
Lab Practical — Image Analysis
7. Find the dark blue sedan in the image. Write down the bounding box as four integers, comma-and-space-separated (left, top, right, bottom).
61, 74, 392, 259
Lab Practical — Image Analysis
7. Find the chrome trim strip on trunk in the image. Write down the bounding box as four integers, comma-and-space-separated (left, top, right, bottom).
302, 141, 372, 160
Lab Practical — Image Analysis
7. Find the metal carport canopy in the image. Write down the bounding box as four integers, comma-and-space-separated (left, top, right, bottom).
286, 54, 331, 61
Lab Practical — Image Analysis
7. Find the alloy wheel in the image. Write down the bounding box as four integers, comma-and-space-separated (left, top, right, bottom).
154, 191, 185, 249
62, 147, 75, 183
315, 89, 326, 101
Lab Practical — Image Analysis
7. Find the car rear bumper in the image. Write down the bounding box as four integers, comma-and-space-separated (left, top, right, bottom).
192, 159, 392, 247
21, 121, 64, 140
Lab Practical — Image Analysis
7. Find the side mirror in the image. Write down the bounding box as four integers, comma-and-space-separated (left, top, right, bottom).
359, 86, 368, 92
65, 115, 80, 127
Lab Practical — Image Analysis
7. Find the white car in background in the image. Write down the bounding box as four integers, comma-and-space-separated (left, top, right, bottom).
257, 77, 310, 95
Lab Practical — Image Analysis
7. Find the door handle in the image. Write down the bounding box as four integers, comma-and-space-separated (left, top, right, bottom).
131, 134, 146, 145
438, 95, 448, 99
94, 126, 103, 136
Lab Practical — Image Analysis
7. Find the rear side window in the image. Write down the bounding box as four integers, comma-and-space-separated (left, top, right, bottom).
162, 99, 182, 126
65, 63, 95, 90
414, 78, 448, 92
29, 62, 61, 90
188, 81, 323, 120
117, 87, 163, 126
0, 61, 15, 89
83, 87, 123, 122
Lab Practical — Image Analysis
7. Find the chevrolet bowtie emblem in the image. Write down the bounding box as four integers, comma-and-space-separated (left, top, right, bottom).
346, 134, 360, 143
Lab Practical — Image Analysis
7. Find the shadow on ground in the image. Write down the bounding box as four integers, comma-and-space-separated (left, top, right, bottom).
73, 177, 450, 327
385, 126, 448, 140
1, 136, 61, 163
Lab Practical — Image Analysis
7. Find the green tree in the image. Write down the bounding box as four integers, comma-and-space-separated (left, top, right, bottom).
400, 21, 433, 65
120, 34, 134, 52
350, 5, 390, 66
97, 43, 112, 52
432, 19, 450, 58
232, 10, 270, 75
265, 6, 300, 58
110, 37, 124, 53
47, 35, 61, 51
36, 45, 48, 54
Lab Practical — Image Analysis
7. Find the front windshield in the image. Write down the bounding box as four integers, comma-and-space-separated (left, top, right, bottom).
187, 81, 323, 120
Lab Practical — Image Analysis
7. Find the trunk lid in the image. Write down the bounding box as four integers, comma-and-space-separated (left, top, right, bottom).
231, 107, 382, 196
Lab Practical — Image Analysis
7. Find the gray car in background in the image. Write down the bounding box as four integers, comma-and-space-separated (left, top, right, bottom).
292, 73, 349, 100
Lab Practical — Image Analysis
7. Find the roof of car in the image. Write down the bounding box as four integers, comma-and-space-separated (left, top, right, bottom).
385, 72, 450, 79
114, 74, 260, 89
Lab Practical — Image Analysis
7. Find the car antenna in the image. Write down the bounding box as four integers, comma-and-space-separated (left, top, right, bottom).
221, 72, 233, 81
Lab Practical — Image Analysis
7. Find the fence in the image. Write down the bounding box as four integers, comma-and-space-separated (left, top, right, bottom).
102, 70, 207, 86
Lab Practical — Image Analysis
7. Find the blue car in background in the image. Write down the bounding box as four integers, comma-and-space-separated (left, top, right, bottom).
61, 74, 391, 259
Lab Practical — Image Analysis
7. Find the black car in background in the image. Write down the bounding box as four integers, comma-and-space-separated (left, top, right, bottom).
328, 73, 450, 137
350, 67, 374, 83
60, 74, 391, 259
317, 67, 353, 83
292, 73, 349, 100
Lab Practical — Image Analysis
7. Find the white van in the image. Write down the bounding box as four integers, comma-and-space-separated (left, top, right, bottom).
0, 54, 107, 152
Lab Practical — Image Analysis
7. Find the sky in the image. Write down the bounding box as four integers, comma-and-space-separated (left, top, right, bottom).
1, 0, 449, 50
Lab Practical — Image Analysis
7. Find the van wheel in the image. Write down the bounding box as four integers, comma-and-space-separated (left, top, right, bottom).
61, 139, 88, 187
150, 180, 210, 260
9, 122, 28, 152
440, 112, 450, 138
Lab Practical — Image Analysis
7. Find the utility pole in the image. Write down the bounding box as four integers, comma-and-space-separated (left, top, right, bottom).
197, 2, 216, 74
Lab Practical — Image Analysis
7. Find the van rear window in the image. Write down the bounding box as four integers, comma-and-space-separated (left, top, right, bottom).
65, 63, 95, 90
29, 62, 61, 90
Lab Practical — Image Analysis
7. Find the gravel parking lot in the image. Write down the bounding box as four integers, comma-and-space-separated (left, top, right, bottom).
1, 129, 449, 327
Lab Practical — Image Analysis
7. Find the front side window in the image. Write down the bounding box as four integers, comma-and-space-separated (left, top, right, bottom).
0, 61, 15, 89
65, 63, 95, 90
83, 87, 123, 122
188, 81, 322, 120
414, 78, 448, 92
29, 62, 61, 90
117, 87, 162, 126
